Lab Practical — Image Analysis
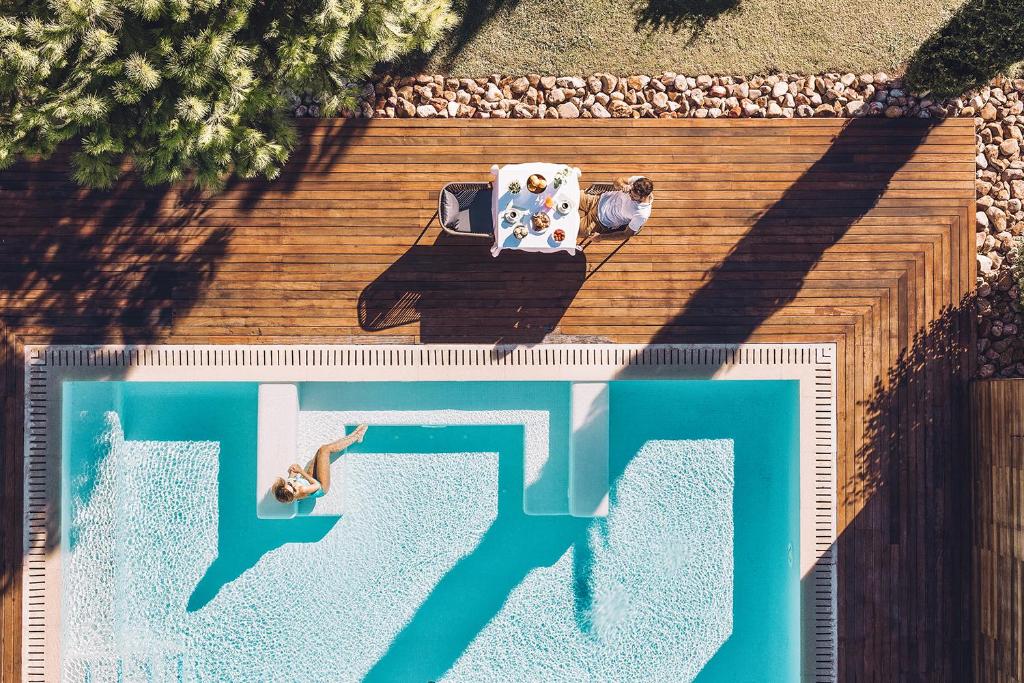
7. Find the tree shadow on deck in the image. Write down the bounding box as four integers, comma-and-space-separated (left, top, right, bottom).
0, 166, 230, 344
646, 119, 938, 345
905, 0, 1024, 96
231, 119, 368, 212
838, 300, 972, 677
358, 231, 587, 343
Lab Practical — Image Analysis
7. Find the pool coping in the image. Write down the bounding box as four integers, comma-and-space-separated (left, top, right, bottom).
23, 342, 837, 682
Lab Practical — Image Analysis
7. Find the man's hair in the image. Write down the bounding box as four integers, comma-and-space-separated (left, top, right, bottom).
273, 478, 295, 503
631, 177, 654, 198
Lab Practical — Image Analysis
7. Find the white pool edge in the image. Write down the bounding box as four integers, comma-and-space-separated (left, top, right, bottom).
22, 342, 837, 682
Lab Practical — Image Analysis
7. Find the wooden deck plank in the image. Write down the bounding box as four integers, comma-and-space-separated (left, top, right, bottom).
0, 117, 975, 681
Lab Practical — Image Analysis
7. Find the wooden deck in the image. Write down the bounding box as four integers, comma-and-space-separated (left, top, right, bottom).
970, 380, 1024, 682
0, 118, 975, 680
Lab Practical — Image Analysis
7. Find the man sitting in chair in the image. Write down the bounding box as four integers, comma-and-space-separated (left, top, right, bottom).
578, 176, 654, 247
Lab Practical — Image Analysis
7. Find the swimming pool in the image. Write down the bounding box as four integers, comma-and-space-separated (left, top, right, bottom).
25, 344, 836, 682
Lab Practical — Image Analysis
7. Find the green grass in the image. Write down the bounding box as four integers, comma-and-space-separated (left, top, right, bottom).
416, 0, 967, 78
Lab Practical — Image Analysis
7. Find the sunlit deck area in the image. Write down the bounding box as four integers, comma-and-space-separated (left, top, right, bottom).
0, 117, 975, 680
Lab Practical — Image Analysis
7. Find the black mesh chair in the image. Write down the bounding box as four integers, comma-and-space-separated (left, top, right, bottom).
438, 182, 494, 238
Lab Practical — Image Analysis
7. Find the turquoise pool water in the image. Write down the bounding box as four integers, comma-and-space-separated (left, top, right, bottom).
61, 380, 799, 682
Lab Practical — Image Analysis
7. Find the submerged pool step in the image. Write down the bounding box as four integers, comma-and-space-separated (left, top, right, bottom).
569, 382, 610, 518
257, 382, 609, 518
71, 652, 193, 683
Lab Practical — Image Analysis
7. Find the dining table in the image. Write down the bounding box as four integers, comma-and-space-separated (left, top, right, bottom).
489, 162, 583, 257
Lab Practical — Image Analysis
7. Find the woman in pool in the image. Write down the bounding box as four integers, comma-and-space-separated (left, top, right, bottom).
272, 424, 368, 503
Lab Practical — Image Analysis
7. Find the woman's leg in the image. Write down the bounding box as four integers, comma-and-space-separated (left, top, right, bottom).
304, 424, 368, 493
306, 446, 332, 493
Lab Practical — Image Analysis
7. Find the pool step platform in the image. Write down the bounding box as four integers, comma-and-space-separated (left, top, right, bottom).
256, 382, 609, 519
569, 382, 610, 518
256, 383, 302, 519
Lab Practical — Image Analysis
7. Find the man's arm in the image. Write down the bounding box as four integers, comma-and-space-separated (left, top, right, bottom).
627, 203, 652, 233
612, 176, 631, 191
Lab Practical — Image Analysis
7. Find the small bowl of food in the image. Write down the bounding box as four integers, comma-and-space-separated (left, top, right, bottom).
531, 212, 551, 231
552, 228, 566, 242
527, 174, 548, 193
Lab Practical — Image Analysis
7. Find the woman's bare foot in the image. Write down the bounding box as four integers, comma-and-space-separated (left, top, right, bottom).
352, 424, 368, 442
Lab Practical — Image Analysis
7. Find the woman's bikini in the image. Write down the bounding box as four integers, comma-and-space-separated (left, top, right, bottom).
286, 471, 325, 499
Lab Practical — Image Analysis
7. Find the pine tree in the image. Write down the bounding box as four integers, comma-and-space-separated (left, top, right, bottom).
0, 0, 453, 189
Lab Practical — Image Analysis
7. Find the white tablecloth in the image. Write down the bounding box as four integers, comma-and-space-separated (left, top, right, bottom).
490, 162, 582, 257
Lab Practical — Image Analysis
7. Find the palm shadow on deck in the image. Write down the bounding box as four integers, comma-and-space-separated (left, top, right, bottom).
359, 118, 972, 678
0, 173, 229, 344
0, 168, 232, 599
358, 232, 587, 343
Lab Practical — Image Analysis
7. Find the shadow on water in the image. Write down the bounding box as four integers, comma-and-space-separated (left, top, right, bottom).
633, 0, 739, 35
904, 0, 1024, 96
367, 381, 799, 681
363, 426, 589, 682
102, 383, 339, 612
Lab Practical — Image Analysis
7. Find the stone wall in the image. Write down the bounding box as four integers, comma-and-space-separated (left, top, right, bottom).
293, 73, 1024, 378
971, 80, 1024, 378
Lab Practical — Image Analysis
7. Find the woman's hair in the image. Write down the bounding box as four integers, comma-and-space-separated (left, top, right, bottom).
272, 477, 295, 503
631, 177, 654, 198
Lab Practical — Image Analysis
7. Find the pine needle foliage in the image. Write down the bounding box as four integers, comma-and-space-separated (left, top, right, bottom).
0, 0, 454, 189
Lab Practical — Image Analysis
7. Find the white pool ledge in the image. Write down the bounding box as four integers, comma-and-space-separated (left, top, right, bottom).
23, 343, 838, 683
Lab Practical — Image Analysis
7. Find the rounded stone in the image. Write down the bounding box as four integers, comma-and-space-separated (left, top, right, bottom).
556, 101, 580, 119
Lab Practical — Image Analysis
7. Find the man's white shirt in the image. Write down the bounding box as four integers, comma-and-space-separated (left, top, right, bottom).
597, 176, 653, 233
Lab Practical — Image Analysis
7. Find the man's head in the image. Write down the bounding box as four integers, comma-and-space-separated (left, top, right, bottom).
630, 177, 654, 202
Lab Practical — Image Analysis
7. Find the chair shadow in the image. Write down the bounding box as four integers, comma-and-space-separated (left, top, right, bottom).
358, 231, 587, 343
904, 0, 1024, 96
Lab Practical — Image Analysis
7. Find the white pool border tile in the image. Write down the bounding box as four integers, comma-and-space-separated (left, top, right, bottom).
23, 343, 837, 682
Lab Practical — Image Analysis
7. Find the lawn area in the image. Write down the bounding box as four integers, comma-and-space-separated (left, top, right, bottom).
419, 0, 966, 77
